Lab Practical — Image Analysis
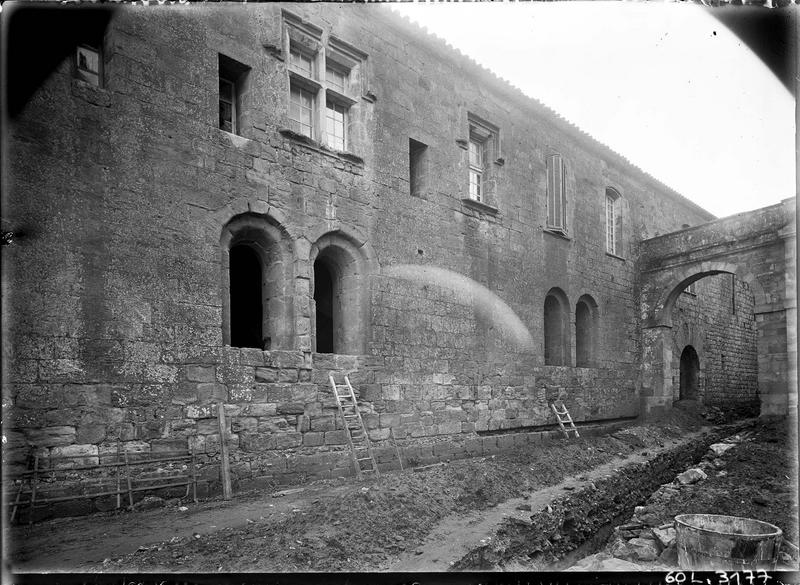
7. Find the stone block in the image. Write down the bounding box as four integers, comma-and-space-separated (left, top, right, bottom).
186, 365, 216, 383
231, 417, 257, 433
76, 424, 107, 444
247, 402, 277, 417
310, 416, 336, 431
277, 403, 305, 415
302, 432, 325, 447
254, 367, 278, 383
324, 430, 347, 445
275, 432, 302, 449
26, 426, 76, 448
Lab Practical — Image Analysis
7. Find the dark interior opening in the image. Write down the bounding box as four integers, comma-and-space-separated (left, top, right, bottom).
314, 258, 335, 354
230, 244, 263, 349
575, 301, 591, 367
679, 345, 700, 400
544, 295, 565, 366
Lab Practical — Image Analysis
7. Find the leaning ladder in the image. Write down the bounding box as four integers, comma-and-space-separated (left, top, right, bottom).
551, 400, 580, 439
330, 375, 380, 480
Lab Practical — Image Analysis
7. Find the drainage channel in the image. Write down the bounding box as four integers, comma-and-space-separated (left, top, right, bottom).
450, 422, 748, 571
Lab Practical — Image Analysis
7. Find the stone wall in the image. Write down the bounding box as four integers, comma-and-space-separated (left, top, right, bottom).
2, 4, 759, 497
671, 275, 758, 408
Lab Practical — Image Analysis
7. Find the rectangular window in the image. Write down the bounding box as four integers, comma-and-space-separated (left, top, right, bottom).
289, 83, 315, 137
325, 100, 347, 151
731, 273, 736, 314
219, 54, 250, 136
219, 77, 236, 133
606, 196, 616, 253
409, 138, 428, 198
606, 188, 622, 255
289, 46, 315, 78
76, 44, 101, 87
546, 154, 567, 231
469, 139, 485, 202
325, 64, 348, 93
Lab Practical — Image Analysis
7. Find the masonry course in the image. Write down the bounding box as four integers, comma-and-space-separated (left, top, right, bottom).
2, 4, 786, 506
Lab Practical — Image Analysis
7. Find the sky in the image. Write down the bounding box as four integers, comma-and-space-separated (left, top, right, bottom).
387, 2, 795, 218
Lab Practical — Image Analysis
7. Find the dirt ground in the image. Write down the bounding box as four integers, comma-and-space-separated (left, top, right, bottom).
5, 409, 797, 573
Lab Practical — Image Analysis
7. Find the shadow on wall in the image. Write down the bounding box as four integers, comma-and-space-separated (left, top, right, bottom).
383, 264, 534, 352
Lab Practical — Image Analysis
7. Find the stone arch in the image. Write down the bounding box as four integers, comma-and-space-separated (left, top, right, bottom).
309, 227, 376, 355
575, 294, 599, 367
649, 260, 768, 328
544, 287, 571, 366
220, 212, 295, 349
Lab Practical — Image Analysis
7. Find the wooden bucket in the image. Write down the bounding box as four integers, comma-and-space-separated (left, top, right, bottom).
675, 514, 782, 571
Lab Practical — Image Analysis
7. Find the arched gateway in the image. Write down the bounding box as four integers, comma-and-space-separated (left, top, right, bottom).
638, 198, 796, 418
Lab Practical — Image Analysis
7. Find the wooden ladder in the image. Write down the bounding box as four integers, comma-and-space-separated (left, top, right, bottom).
330, 374, 380, 480
551, 400, 580, 439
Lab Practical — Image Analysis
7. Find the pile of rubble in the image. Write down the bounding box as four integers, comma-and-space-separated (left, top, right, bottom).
568, 432, 754, 571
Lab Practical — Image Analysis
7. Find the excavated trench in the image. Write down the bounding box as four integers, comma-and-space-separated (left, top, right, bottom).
451, 423, 742, 571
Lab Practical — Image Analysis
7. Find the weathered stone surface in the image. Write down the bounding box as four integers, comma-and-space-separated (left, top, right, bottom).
652, 526, 677, 549
568, 552, 644, 572
627, 537, 661, 562
26, 426, 76, 448
676, 468, 707, 485
708, 443, 735, 457
3, 3, 782, 509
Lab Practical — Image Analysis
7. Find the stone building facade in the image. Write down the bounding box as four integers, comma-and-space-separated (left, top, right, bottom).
3, 4, 770, 494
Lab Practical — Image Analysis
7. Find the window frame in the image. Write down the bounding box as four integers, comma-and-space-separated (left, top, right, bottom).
218, 54, 251, 137
468, 137, 485, 202
219, 76, 237, 134
75, 43, 103, 87
282, 13, 367, 154
605, 187, 623, 257
325, 98, 348, 152
546, 153, 567, 234
464, 115, 500, 208
289, 81, 316, 138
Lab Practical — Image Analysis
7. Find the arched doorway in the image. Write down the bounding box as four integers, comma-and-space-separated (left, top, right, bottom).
679, 345, 699, 401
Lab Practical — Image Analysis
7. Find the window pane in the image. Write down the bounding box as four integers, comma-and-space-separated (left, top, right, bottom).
219, 78, 234, 102
290, 48, 314, 77
219, 101, 233, 132
326, 66, 346, 92
326, 102, 346, 151
290, 85, 314, 137
469, 140, 483, 168
469, 170, 482, 201
77, 46, 99, 74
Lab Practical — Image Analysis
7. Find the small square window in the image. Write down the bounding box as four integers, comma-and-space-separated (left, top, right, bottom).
76, 44, 101, 87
